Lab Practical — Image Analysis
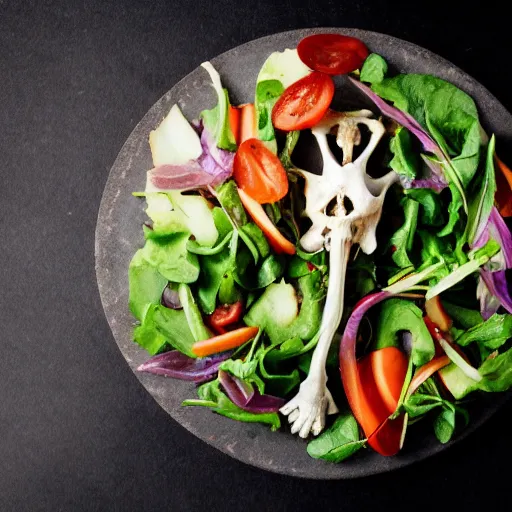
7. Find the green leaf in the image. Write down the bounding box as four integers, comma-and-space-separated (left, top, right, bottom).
404, 188, 443, 226
404, 393, 444, 418
133, 304, 197, 357
196, 380, 280, 430
255, 79, 285, 150
240, 222, 270, 261
212, 207, 233, 239
390, 197, 419, 268
467, 136, 497, 244
442, 301, 484, 329
477, 348, 512, 392
360, 53, 388, 85
389, 128, 421, 180
141, 234, 199, 283
374, 298, 435, 366
128, 249, 168, 321
200, 62, 237, 151
219, 359, 265, 394
456, 313, 512, 350
187, 231, 232, 255
216, 180, 248, 226
259, 344, 301, 397
178, 284, 211, 342
433, 406, 456, 444
280, 131, 301, 169
307, 413, 365, 463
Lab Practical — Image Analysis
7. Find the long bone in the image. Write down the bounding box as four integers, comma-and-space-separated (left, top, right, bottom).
280, 110, 398, 438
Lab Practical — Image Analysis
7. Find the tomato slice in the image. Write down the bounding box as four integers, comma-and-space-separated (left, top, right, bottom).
297, 34, 369, 75
271, 72, 334, 132
208, 301, 243, 329
233, 138, 288, 204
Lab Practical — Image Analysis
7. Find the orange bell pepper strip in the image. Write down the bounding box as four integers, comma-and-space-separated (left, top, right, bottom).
228, 106, 241, 145
237, 188, 296, 255
191, 326, 259, 357
239, 104, 257, 143
494, 153, 512, 217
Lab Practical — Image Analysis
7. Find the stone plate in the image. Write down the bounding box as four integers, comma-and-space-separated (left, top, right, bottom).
95, 28, 511, 479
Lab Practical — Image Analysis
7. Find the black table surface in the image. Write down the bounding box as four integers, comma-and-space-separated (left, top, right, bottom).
2, 1, 511, 510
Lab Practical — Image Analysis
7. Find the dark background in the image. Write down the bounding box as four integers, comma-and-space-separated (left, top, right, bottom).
1, 1, 510, 510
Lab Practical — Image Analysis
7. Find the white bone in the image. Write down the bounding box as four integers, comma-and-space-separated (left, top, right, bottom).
280, 109, 398, 437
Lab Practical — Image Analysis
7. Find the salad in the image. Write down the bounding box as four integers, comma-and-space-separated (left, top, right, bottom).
128, 33, 512, 463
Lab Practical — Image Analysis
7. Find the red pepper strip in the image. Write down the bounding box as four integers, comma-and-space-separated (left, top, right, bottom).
494, 153, 512, 217
339, 291, 406, 455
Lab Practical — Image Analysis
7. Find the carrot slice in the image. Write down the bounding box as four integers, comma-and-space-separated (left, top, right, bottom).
229, 106, 241, 145
407, 355, 450, 397
237, 188, 296, 255
240, 104, 257, 143
191, 326, 259, 357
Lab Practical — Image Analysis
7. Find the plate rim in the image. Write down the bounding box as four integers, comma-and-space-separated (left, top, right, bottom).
95, 27, 512, 479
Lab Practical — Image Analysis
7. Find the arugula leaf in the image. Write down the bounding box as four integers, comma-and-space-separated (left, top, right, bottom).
141, 234, 199, 283
390, 197, 419, 268
389, 128, 421, 180
128, 249, 168, 321
194, 380, 280, 430
360, 53, 388, 84
404, 188, 443, 226
307, 413, 365, 463
133, 304, 196, 357
374, 298, 435, 366
467, 135, 497, 244
455, 313, 512, 349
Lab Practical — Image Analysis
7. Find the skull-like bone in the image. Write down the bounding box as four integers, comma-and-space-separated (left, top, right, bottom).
280, 109, 398, 438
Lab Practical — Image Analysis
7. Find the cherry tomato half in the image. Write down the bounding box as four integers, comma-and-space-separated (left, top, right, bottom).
271, 72, 334, 131
208, 301, 243, 329
233, 138, 288, 204
297, 34, 369, 75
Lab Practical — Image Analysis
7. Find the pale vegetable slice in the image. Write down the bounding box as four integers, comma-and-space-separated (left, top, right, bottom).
149, 104, 202, 167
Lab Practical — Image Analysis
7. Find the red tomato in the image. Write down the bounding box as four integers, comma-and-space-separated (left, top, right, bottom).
272, 72, 334, 132
208, 301, 243, 329
297, 34, 369, 75
233, 138, 288, 204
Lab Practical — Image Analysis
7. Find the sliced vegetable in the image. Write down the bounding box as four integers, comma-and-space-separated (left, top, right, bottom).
297, 34, 369, 75
238, 188, 296, 254
208, 301, 244, 329
228, 105, 241, 145
137, 350, 231, 381
192, 326, 259, 357
233, 139, 289, 204
494, 152, 512, 217
407, 356, 451, 397
239, 104, 257, 143
272, 72, 334, 131
425, 296, 453, 332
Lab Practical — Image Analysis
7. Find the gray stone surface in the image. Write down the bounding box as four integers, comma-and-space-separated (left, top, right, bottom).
95, 28, 511, 479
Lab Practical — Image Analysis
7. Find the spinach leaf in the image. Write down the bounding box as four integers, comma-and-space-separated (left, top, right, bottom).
390, 197, 419, 268
360, 53, 388, 85
259, 343, 301, 397
442, 301, 483, 329
141, 234, 199, 283
433, 406, 457, 444
467, 135, 497, 244
307, 413, 365, 463
374, 298, 435, 366
404, 188, 443, 226
128, 249, 168, 321
133, 304, 196, 357
456, 313, 512, 350
187, 231, 232, 255
240, 223, 270, 261
478, 347, 512, 392
212, 206, 233, 239
389, 128, 421, 179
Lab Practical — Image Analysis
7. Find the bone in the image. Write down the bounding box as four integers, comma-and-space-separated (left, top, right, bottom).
281, 108, 398, 438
